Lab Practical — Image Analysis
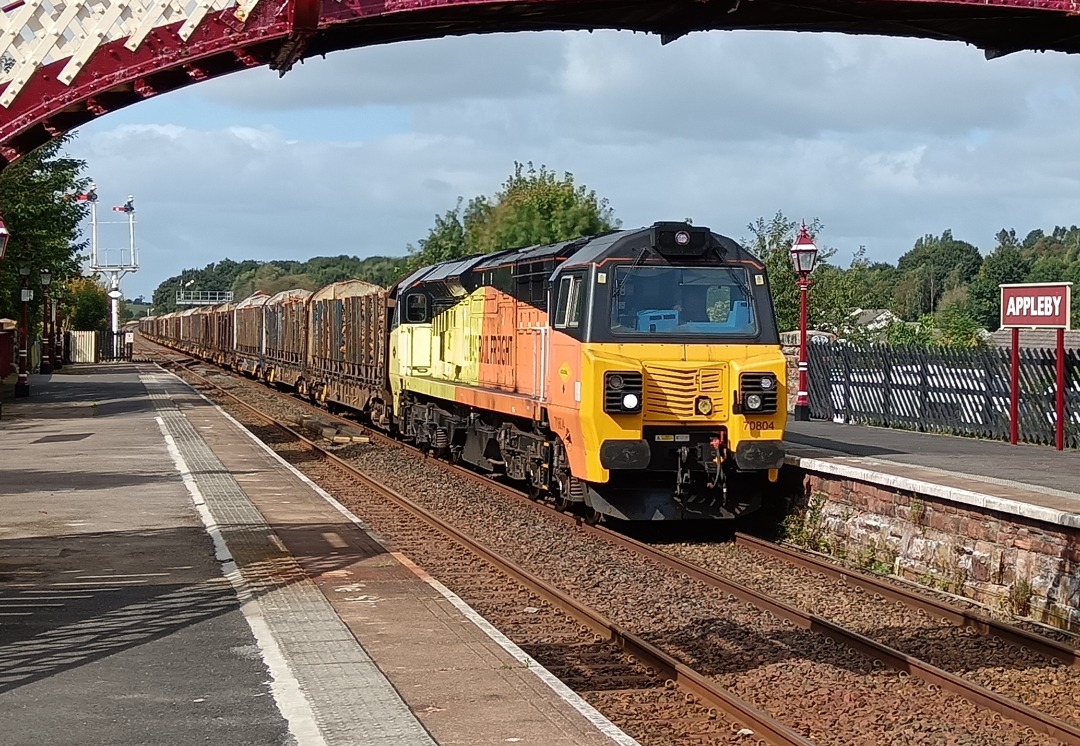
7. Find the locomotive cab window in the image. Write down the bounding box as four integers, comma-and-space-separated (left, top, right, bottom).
610, 266, 758, 337
554, 274, 584, 329
404, 293, 429, 324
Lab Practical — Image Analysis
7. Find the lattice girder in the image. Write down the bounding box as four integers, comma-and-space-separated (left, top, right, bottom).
1, 0, 1080, 170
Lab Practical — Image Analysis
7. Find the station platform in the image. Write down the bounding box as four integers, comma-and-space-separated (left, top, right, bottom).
0, 366, 636, 746
784, 420, 1080, 528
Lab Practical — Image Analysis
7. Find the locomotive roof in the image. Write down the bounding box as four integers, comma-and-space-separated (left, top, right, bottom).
397, 223, 757, 296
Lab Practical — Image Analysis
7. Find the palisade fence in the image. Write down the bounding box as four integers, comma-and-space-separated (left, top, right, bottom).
807, 341, 1080, 449
65, 330, 133, 363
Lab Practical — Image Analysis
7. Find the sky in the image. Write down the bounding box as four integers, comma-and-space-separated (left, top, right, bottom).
65, 28, 1080, 301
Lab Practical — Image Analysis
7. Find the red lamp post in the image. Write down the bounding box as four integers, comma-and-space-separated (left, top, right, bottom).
15, 264, 31, 397
790, 223, 819, 422
39, 269, 52, 375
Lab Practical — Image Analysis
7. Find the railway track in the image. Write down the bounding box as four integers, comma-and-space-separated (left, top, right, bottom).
144, 339, 1080, 745
162, 352, 812, 746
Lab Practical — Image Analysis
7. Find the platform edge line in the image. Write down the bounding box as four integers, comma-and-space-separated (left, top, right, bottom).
180, 380, 643, 746
787, 453, 1080, 529
155, 414, 329, 746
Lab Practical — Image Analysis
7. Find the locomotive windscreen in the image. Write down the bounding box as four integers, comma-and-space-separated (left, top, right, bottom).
609, 266, 759, 336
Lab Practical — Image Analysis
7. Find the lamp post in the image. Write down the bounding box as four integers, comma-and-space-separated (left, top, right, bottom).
15, 265, 31, 397
0, 215, 9, 259
789, 223, 819, 422
39, 269, 52, 374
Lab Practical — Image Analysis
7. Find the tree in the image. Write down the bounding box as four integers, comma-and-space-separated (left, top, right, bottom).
152, 255, 410, 309
405, 162, 620, 271
67, 277, 109, 331
0, 137, 89, 323
967, 241, 1031, 330
469, 162, 619, 254
893, 230, 982, 318
743, 212, 831, 333
404, 200, 472, 273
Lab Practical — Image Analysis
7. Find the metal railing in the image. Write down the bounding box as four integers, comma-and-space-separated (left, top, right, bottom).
808, 341, 1080, 448
175, 290, 234, 305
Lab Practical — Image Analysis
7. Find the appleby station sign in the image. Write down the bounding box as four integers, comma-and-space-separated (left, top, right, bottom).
998, 282, 1073, 450
1000, 283, 1071, 329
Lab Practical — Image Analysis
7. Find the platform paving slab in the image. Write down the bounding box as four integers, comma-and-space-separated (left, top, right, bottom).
147, 367, 632, 746
0, 368, 293, 746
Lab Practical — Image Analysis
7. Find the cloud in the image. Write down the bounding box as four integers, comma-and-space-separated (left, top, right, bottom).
66, 29, 1080, 300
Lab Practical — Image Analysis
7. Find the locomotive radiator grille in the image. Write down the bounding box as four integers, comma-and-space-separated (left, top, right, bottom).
643, 364, 727, 419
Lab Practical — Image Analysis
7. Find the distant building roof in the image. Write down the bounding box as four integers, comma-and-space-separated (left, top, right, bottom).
990, 328, 1080, 350
779, 330, 836, 347
849, 308, 900, 329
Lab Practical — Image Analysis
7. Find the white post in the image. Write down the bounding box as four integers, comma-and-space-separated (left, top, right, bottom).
90, 198, 98, 267
109, 273, 119, 334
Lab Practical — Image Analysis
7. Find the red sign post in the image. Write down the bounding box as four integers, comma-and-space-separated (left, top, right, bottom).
999, 282, 1072, 449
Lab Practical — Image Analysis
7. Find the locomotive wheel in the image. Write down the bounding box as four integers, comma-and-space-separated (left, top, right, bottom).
584, 506, 603, 526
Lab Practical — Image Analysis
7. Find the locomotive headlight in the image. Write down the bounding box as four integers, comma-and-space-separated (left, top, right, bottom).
745, 393, 763, 411
759, 376, 775, 390
695, 396, 713, 416
605, 371, 642, 413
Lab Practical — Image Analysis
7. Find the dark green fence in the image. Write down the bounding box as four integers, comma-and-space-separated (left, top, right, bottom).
807, 341, 1080, 448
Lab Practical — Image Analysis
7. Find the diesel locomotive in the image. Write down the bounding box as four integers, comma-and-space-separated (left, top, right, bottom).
144, 221, 787, 521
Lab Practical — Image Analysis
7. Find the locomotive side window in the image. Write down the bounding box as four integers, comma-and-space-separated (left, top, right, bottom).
554, 275, 583, 329
404, 293, 429, 323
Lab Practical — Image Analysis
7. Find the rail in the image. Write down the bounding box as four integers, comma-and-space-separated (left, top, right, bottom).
173, 358, 815, 746
733, 532, 1078, 668
151, 341, 1080, 745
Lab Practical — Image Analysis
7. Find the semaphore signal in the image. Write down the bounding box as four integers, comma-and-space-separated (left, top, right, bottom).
82, 180, 139, 336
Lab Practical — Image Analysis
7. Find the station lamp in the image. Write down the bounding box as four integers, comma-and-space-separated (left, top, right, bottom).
789, 223, 819, 422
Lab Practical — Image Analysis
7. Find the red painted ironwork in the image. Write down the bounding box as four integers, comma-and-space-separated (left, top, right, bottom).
1, 0, 1079, 170
1010, 327, 1020, 445
1057, 327, 1066, 451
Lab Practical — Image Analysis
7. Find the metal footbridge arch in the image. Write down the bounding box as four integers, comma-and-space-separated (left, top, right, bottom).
1, 0, 1079, 170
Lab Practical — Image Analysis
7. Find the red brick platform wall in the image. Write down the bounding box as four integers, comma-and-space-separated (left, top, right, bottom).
781, 469, 1080, 633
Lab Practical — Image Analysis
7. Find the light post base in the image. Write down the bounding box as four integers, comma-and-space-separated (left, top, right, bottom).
40, 361, 52, 375
794, 403, 811, 421
14, 379, 30, 398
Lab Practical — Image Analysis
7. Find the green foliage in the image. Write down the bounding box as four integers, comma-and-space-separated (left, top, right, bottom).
152, 255, 409, 313
880, 305, 987, 350
0, 137, 89, 322
749, 214, 1078, 346
893, 230, 982, 319
967, 236, 1031, 329
406, 162, 619, 272
67, 277, 109, 331
743, 212, 873, 334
